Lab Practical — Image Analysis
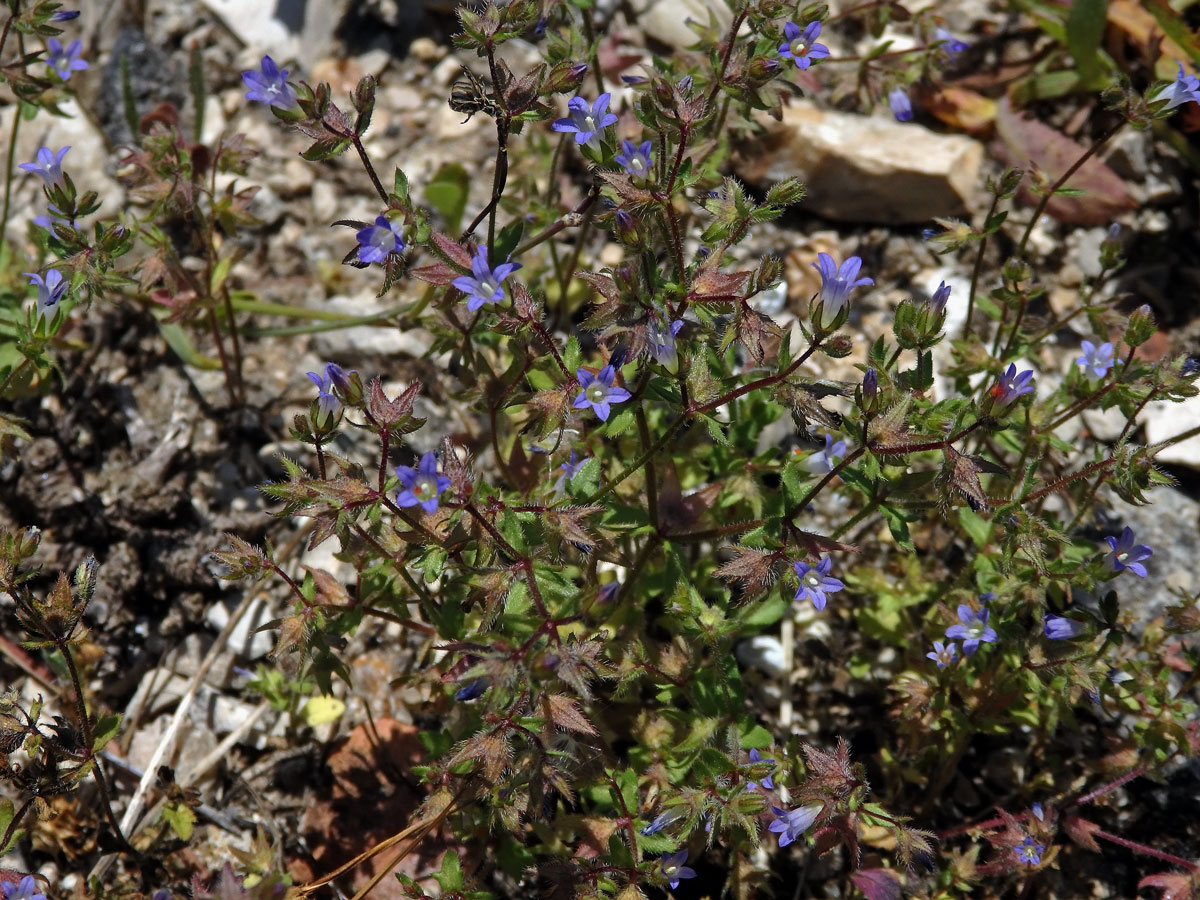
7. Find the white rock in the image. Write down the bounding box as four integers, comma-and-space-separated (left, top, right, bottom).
1144, 392, 1200, 468
742, 102, 983, 224
205, 595, 276, 660
736, 634, 785, 677
636, 0, 731, 49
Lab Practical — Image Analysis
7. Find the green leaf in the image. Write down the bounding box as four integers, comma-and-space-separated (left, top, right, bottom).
604, 406, 636, 438
159, 322, 220, 370
739, 721, 774, 749
426, 163, 471, 233
435, 851, 464, 893
958, 507, 993, 548
494, 220, 525, 263
613, 767, 638, 812
162, 801, 195, 841
1065, 0, 1108, 86
92, 712, 122, 752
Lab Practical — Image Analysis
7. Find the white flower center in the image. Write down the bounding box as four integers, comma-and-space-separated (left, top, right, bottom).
481, 277, 498, 296
587, 384, 607, 402
630, 157, 644, 172
790, 38, 809, 56
803, 572, 821, 589
584, 115, 596, 131
413, 476, 436, 498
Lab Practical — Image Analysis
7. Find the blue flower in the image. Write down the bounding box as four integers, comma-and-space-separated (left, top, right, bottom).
51, 10, 81, 21
554, 451, 587, 494
934, 28, 969, 59
928, 280, 952, 315
1015, 835, 1044, 866
454, 678, 488, 701
990, 363, 1035, 409
1104, 526, 1152, 577
648, 318, 684, 372
306, 365, 342, 425
768, 804, 821, 847
926, 640, 958, 668
616, 139, 653, 178
1154, 61, 1200, 110
33, 203, 70, 232
18, 146, 70, 190
944, 605, 996, 655
395, 451, 452, 513
1075, 340, 1115, 379
552, 93, 618, 148
453, 246, 521, 312
24, 269, 67, 323
46, 38, 87, 80
242, 55, 298, 109
641, 807, 684, 836
811, 253, 873, 323
660, 850, 696, 890
598, 581, 621, 603
573, 366, 632, 422
1044, 615, 1085, 640
792, 556, 844, 611
1, 877, 46, 900
355, 216, 405, 264
888, 87, 913, 121
799, 433, 846, 474
778, 21, 829, 71
746, 747, 775, 790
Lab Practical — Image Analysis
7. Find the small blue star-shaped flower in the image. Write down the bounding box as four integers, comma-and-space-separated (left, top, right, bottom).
1043, 615, 1085, 640
944, 605, 996, 655
934, 28, 969, 59
1015, 835, 1044, 866
242, 55, 299, 110
355, 216, 406, 264
811, 253, 873, 323
1154, 61, 1200, 110
648, 317, 684, 372
1075, 340, 1115, 379
792, 556, 844, 611
573, 366, 632, 422
798, 433, 847, 474
46, 38, 87, 81
926, 640, 958, 668
306, 364, 344, 425
24, 269, 67, 323
552, 93, 618, 148
51, 10, 81, 21
778, 21, 829, 71
453, 246, 522, 312
615, 139, 653, 178
660, 850, 696, 890
990, 363, 1035, 409
395, 451, 452, 513
746, 748, 775, 790
1, 876, 47, 900
768, 804, 821, 847
18, 146, 70, 190
1104, 526, 1152, 577
888, 87, 913, 121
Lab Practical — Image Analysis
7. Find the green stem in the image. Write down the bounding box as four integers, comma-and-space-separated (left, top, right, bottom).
1015, 118, 1127, 260
582, 416, 687, 506
1, 103, 20, 241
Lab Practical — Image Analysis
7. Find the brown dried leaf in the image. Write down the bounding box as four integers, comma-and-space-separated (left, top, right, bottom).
944, 446, 988, 512
308, 568, 351, 607
994, 97, 1134, 225
714, 547, 785, 602
1139, 873, 1195, 900
544, 693, 599, 736
429, 231, 474, 268
1062, 813, 1102, 852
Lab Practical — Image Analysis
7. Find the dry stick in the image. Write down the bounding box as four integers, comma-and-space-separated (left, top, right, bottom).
113, 587, 260, 835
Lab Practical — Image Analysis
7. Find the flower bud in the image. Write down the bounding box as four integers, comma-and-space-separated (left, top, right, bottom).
614, 208, 641, 246
544, 61, 589, 94
748, 56, 782, 83
824, 333, 853, 358
1124, 303, 1156, 347
863, 368, 877, 403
